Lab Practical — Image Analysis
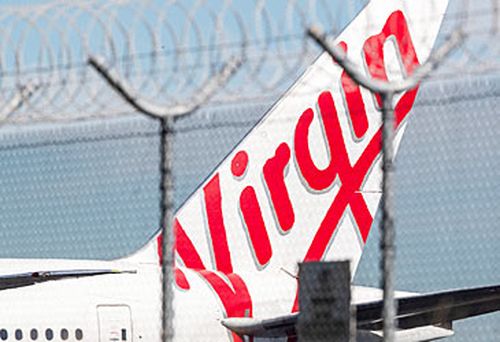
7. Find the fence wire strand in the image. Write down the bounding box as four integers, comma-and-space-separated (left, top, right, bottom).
0, 0, 496, 124
0, 1, 498, 342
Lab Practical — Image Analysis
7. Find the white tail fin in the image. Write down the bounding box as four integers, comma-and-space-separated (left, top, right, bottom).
126, 0, 449, 331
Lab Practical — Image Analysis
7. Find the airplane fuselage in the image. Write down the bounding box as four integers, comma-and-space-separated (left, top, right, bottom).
0, 259, 160, 341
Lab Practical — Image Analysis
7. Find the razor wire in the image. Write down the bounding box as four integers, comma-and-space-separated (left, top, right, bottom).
0, 0, 498, 125
0, 2, 499, 342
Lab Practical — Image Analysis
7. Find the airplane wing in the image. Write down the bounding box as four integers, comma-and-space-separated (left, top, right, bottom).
0, 269, 136, 290
221, 284, 500, 338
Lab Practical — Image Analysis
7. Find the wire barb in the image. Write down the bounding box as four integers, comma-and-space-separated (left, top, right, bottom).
0, 1, 496, 123
0, 82, 41, 123
88, 55, 243, 119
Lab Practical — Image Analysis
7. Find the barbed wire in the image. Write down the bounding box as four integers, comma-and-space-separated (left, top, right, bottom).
0, 74, 497, 153
0, 0, 498, 124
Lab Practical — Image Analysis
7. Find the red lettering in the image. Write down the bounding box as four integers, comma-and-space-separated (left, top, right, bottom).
240, 186, 273, 266
156, 224, 201, 291
294, 107, 339, 191
288, 93, 380, 315
203, 174, 233, 273
363, 10, 420, 126
263, 143, 295, 232
173, 219, 254, 332
294, 87, 353, 192
174, 268, 190, 290
166, 10, 421, 335
231, 150, 249, 178
298, 92, 374, 260
305, 134, 378, 260
338, 42, 369, 139
174, 219, 205, 270
294, 10, 420, 263
290, 11, 420, 314
171, 219, 206, 290
198, 271, 253, 342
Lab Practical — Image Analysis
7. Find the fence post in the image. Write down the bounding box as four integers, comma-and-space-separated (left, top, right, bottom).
89, 56, 242, 342
307, 27, 463, 341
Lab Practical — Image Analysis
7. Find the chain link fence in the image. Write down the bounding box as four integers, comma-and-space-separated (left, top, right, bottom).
0, 0, 498, 341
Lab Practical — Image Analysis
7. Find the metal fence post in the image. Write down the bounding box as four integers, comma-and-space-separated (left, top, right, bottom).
307, 26, 463, 341
380, 92, 396, 341
159, 117, 175, 342
88, 56, 242, 342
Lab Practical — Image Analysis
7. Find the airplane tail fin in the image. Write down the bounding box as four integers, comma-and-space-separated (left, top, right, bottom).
122, 0, 449, 318
127, 0, 448, 272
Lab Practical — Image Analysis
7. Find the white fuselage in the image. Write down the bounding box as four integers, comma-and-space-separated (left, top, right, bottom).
0, 258, 456, 342
0, 258, 161, 342
0, 257, 297, 342
0, 2, 453, 341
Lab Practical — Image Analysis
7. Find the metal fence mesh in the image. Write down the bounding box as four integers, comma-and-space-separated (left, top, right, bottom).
354, 73, 500, 341
0, 117, 163, 259
0, 0, 498, 341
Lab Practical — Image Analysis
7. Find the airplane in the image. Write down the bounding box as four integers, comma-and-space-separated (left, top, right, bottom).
0, 0, 498, 341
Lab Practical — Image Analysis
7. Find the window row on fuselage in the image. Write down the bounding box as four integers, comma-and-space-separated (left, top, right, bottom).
0, 328, 83, 341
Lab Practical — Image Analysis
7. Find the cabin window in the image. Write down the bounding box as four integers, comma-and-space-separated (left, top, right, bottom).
0, 329, 7, 340
75, 329, 83, 340
15, 329, 22, 340
30, 328, 38, 340
60, 328, 69, 340
45, 329, 53, 340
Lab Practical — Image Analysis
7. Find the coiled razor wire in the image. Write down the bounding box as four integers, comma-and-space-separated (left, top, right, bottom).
0, 0, 498, 124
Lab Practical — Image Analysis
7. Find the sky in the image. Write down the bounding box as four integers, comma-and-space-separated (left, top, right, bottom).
0, 1, 498, 340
